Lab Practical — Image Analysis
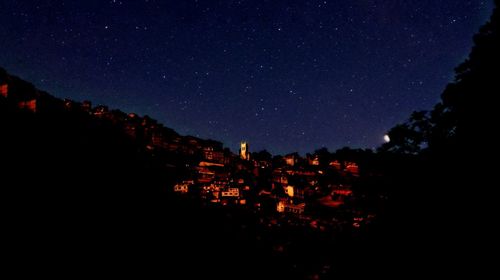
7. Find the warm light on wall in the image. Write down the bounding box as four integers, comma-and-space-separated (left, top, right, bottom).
18, 99, 37, 112
0, 84, 8, 97
277, 201, 285, 213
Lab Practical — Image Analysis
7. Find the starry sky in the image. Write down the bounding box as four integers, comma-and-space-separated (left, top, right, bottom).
0, 0, 494, 155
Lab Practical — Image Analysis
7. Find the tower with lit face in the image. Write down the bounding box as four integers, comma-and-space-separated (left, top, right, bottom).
240, 141, 250, 160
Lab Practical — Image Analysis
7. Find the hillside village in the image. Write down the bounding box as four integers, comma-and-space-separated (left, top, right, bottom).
1, 66, 386, 234
0, 67, 415, 278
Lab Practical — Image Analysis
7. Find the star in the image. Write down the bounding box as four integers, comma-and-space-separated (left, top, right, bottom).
0, 0, 492, 154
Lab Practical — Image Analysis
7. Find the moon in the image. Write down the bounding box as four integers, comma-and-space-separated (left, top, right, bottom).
384, 134, 390, 143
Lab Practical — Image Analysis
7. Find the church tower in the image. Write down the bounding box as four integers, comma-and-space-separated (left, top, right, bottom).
240, 141, 250, 160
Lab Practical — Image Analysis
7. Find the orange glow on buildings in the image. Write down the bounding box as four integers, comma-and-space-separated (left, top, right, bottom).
0, 84, 8, 97
18, 99, 37, 112
329, 160, 341, 170
277, 200, 285, 213
221, 188, 239, 197
285, 203, 305, 215
203, 147, 225, 164
284, 154, 297, 166
308, 155, 320, 166
345, 162, 359, 176
240, 141, 250, 160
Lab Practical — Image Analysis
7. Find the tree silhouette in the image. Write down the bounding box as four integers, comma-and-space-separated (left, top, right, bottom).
374, 3, 499, 276
379, 111, 431, 154
432, 1, 499, 154
382, 1, 499, 155
252, 149, 273, 162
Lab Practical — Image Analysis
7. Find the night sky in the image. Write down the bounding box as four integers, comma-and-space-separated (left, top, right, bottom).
0, 1, 494, 155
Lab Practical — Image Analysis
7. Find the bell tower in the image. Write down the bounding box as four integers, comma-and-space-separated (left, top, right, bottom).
240, 141, 250, 160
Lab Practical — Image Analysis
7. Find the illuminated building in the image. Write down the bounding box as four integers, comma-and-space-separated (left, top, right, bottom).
345, 162, 360, 176
240, 141, 250, 160
173, 183, 189, 193
284, 153, 298, 166
277, 201, 306, 215
221, 188, 239, 197
18, 99, 37, 112
277, 200, 285, 213
285, 203, 305, 215
285, 186, 295, 197
0, 84, 8, 97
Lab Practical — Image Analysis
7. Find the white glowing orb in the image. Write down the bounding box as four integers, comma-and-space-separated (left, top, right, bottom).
384, 135, 390, 143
